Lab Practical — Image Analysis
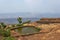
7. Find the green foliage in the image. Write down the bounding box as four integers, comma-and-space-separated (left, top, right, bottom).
17, 17, 31, 27
0, 23, 15, 40
0, 17, 41, 38
3, 37, 15, 40
0, 22, 11, 37
0, 22, 6, 29
0, 29, 10, 37
3, 29, 10, 37
0, 29, 5, 35
17, 17, 22, 24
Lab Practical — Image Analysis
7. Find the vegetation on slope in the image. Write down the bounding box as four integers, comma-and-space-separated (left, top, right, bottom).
0, 17, 41, 40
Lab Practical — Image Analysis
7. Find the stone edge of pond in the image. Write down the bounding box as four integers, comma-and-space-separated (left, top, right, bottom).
11, 26, 41, 36
11, 26, 39, 30
19, 32, 41, 36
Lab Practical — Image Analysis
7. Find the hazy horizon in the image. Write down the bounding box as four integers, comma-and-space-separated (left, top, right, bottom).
0, 13, 60, 18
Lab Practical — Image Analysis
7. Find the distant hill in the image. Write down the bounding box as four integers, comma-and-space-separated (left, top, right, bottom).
35, 13, 60, 18
0, 13, 60, 18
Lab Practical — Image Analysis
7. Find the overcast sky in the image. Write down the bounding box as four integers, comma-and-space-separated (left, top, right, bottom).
0, 0, 60, 18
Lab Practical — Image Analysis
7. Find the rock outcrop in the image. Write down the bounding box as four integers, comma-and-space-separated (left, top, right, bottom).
36, 18, 60, 23
11, 18, 60, 40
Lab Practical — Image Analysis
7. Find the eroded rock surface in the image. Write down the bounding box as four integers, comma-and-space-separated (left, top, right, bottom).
11, 23, 60, 40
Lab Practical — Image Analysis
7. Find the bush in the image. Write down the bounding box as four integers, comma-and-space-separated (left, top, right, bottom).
3, 36, 15, 40
0, 29, 10, 37
0, 22, 6, 29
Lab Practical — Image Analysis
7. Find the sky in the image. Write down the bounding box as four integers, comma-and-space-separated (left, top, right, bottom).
0, 0, 60, 18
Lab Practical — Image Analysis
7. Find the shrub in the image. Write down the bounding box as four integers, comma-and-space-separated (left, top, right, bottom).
17, 17, 22, 24
17, 17, 31, 27
0, 29, 10, 37
3, 36, 15, 40
0, 22, 6, 29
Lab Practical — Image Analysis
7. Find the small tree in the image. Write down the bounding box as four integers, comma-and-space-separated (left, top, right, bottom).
17, 17, 31, 26
17, 17, 22, 24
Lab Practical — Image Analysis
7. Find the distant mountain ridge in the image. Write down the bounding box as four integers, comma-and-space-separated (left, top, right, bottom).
0, 13, 60, 18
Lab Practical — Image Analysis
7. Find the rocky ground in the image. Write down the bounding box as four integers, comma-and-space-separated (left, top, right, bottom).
11, 23, 60, 40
